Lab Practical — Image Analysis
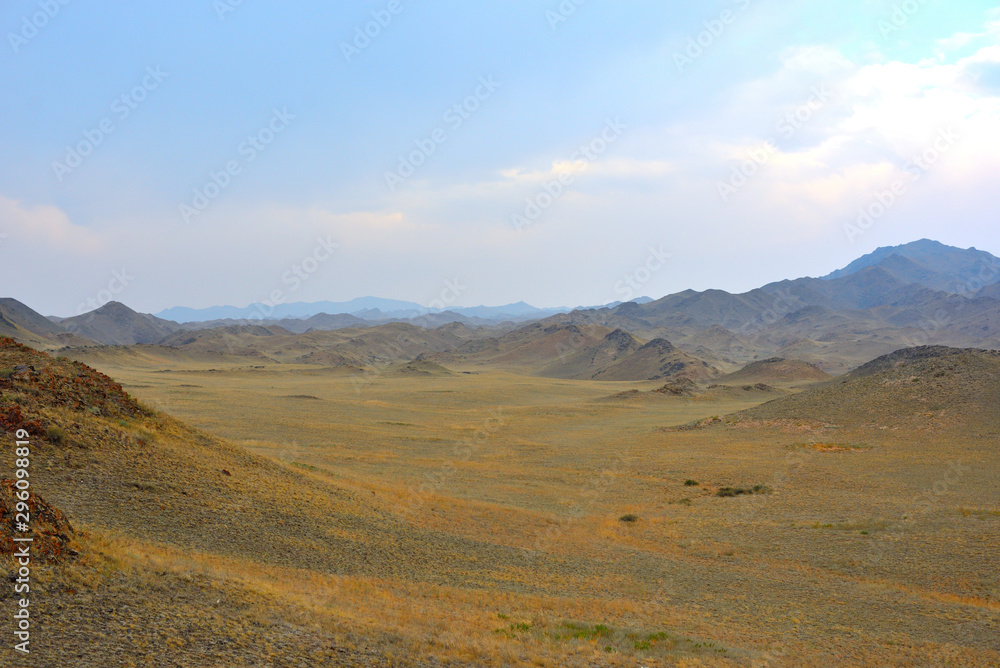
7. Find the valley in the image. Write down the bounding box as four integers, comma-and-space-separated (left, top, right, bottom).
1, 340, 997, 666
2, 240, 999, 666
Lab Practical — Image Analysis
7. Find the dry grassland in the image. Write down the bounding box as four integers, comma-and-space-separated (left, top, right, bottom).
29, 345, 992, 667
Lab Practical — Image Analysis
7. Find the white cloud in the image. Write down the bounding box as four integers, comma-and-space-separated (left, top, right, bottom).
0, 196, 104, 254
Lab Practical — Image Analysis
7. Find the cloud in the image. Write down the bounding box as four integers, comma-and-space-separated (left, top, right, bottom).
0, 196, 104, 254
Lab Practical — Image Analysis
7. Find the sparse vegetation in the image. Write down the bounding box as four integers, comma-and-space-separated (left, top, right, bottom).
684, 479, 699, 486
45, 424, 68, 444
717, 484, 772, 497
2, 337, 997, 666
619, 513, 639, 522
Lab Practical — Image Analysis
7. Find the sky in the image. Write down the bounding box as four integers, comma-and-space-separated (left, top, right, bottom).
2, 0, 999, 317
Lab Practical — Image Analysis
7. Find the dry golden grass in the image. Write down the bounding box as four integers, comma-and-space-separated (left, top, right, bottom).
21, 346, 999, 666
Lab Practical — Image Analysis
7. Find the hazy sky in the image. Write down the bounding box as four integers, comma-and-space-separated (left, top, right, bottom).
2, 1, 999, 316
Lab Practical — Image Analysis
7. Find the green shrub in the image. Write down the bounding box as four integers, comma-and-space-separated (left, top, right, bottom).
684, 479, 699, 486
133, 429, 156, 446
619, 514, 639, 522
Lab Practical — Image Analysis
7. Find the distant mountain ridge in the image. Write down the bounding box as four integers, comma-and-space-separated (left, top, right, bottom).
822, 239, 1000, 293
155, 296, 655, 324
2, 239, 998, 376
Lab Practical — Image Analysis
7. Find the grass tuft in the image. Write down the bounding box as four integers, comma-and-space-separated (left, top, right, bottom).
717, 484, 772, 498
45, 424, 69, 445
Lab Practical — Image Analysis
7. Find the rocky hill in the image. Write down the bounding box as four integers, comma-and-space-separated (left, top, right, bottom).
732, 346, 1000, 431
55, 301, 181, 345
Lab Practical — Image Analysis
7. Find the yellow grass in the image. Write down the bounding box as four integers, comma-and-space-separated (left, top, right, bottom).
46, 348, 1000, 666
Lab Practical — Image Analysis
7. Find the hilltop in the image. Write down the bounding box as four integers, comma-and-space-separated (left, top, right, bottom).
732, 346, 1000, 431
718, 357, 831, 384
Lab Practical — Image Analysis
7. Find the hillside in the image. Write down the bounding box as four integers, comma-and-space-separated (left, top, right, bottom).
539, 328, 641, 378
0, 298, 93, 350
0, 337, 585, 665
718, 357, 832, 384
733, 346, 1000, 431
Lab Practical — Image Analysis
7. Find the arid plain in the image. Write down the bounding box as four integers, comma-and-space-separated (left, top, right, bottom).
31, 342, 996, 667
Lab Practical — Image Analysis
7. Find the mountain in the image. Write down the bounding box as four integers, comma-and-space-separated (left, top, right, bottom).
979, 283, 1000, 300
157, 298, 656, 326
822, 239, 1000, 293
156, 297, 428, 323
517, 240, 1000, 373
9, 239, 1000, 373
56, 301, 182, 345
0, 298, 93, 349
152, 320, 491, 367
179, 312, 369, 333
452, 301, 549, 319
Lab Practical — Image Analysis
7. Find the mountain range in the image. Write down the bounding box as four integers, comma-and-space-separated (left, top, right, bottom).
4, 239, 999, 378
154, 296, 655, 324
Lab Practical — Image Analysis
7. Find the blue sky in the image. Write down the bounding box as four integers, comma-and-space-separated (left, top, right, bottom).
2, 0, 999, 316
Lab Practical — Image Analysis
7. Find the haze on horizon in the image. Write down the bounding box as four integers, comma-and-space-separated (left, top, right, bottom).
2, 1, 1000, 317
